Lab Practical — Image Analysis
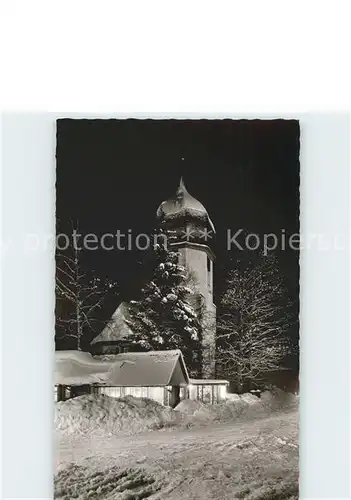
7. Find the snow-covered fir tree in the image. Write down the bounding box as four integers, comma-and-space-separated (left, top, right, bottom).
216, 253, 294, 392
127, 229, 202, 377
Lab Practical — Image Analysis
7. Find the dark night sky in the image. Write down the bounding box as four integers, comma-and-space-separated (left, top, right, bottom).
56, 119, 300, 311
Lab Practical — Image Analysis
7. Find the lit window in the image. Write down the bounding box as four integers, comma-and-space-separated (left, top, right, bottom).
219, 385, 227, 399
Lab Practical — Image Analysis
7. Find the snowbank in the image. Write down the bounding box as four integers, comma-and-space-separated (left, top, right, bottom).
190, 397, 257, 425
240, 392, 260, 404
55, 394, 180, 436
175, 398, 252, 426
260, 388, 298, 410
183, 390, 298, 427
55, 390, 298, 437
175, 399, 204, 415
225, 393, 241, 402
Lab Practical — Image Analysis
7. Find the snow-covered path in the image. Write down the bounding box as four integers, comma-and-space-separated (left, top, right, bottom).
55, 408, 298, 500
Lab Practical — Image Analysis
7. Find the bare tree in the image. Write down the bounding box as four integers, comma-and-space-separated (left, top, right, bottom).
55, 225, 118, 350
216, 254, 293, 391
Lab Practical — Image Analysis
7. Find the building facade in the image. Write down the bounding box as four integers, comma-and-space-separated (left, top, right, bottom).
55, 350, 228, 406
92, 177, 217, 377
156, 177, 217, 377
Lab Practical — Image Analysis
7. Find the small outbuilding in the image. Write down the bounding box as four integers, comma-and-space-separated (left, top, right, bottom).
55, 349, 229, 407
183, 378, 229, 404
55, 349, 189, 407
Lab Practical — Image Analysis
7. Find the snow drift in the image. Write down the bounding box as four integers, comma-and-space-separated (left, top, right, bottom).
260, 387, 298, 410
180, 389, 298, 427
55, 394, 180, 436
240, 392, 261, 404
190, 399, 254, 425
55, 389, 298, 437
174, 399, 204, 415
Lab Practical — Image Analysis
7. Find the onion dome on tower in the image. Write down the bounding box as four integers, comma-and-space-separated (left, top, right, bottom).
156, 177, 215, 245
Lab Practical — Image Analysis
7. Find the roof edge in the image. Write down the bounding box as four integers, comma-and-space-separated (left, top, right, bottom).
166, 349, 190, 386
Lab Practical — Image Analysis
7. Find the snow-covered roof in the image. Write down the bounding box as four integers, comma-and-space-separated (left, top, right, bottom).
91, 301, 133, 345
156, 177, 216, 234
55, 349, 189, 387
189, 378, 229, 386
55, 350, 113, 385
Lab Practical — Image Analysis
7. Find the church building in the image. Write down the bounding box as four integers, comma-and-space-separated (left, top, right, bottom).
91, 177, 217, 378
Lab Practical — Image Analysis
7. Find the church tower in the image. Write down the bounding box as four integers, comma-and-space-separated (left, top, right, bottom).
156, 177, 216, 377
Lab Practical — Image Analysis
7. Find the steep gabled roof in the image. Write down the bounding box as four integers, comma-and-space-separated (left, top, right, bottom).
91, 301, 133, 345
55, 349, 189, 387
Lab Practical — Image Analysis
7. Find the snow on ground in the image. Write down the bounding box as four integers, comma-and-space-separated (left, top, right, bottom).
55, 391, 299, 499
240, 392, 262, 404
55, 394, 181, 437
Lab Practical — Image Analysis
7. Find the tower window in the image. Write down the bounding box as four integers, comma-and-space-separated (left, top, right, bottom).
207, 256, 212, 292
